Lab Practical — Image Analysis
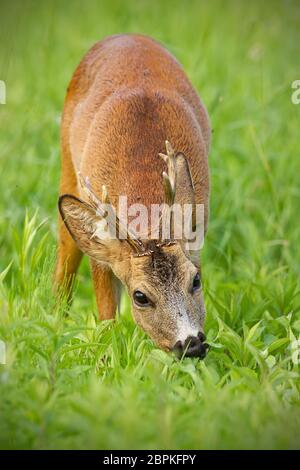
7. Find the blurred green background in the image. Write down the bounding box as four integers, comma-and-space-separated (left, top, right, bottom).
0, 0, 300, 449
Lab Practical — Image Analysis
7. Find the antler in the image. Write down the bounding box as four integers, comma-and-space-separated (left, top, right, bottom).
78, 171, 145, 254
158, 140, 196, 243
159, 140, 176, 206
158, 141, 178, 241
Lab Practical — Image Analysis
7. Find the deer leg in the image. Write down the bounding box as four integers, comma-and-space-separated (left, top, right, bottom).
54, 148, 83, 302
90, 260, 121, 320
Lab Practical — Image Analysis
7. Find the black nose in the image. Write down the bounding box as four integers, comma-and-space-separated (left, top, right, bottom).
173, 332, 209, 359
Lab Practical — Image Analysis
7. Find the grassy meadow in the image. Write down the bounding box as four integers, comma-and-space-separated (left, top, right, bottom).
0, 0, 300, 449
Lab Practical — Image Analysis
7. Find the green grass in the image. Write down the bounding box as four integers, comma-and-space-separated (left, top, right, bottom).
1, 0, 300, 449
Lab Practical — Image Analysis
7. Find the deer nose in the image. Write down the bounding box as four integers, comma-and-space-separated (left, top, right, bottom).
173, 332, 209, 359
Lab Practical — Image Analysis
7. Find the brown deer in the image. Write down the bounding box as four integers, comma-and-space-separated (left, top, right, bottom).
55, 34, 210, 358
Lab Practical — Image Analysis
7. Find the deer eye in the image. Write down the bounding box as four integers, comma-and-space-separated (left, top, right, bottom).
133, 290, 151, 307
192, 272, 201, 292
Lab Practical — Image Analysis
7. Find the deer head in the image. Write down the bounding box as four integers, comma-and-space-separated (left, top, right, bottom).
59, 142, 208, 358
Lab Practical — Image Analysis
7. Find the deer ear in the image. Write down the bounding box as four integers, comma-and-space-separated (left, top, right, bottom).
173, 154, 204, 260
174, 153, 195, 208
58, 194, 122, 265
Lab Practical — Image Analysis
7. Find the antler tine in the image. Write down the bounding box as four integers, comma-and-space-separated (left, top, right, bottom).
165, 140, 174, 157
101, 184, 125, 240
158, 140, 174, 162
101, 184, 109, 205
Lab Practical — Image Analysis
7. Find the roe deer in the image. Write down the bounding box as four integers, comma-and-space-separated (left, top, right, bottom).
55, 34, 210, 358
